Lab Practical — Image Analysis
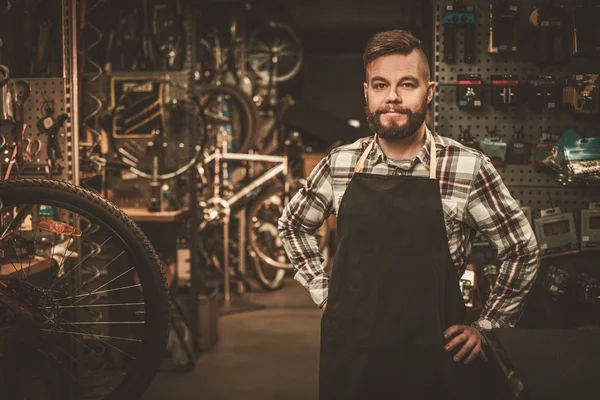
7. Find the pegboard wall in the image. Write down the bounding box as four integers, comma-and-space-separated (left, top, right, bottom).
434, 0, 600, 214
0, 78, 68, 180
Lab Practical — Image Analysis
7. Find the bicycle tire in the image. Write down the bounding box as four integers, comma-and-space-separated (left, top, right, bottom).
248, 250, 285, 291
196, 83, 258, 153
246, 184, 330, 271
0, 179, 170, 400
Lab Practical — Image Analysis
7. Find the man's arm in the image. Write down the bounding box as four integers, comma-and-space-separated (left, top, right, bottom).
278, 155, 334, 308
466, 157, 541, 330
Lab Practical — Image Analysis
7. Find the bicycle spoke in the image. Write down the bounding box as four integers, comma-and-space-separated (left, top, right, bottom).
58, 250, 124, 299
59, 266, 134, 310
41, 313, 137, 359
51, 218, 99, 288
41, 302, 144, 309
37, 347, 87, 390
25, 220, 40, 281
55, 284, 141, 300
53, 343, 114, 393
56, 321, 145, 326
40, 329, 142, 343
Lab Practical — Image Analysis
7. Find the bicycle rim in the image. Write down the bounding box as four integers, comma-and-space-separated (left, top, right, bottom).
0, 179, 169, 400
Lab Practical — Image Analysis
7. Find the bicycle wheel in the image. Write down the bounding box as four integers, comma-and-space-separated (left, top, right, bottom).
247, 21, 303, 83
196, 84, 258, 153
247, 185, 330, 271
0, 179, 169, 400
247, 249, 285, 291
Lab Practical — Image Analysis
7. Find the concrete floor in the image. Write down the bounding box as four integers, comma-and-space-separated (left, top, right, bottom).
143, 278, 321, 399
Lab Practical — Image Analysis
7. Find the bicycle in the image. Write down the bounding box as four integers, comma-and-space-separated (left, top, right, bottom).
196, 130, 330, 293
0, 128, 170, 398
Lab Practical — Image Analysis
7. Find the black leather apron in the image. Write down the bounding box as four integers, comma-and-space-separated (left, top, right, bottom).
319, 137, 491, 399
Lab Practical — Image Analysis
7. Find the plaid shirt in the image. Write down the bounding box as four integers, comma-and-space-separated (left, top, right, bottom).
278, 126, 540, 330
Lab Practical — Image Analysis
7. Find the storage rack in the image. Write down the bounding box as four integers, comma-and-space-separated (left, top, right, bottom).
433, 0, 600, 211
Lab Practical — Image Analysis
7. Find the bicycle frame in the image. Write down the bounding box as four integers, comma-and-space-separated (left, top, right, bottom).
197, 132, 289, 307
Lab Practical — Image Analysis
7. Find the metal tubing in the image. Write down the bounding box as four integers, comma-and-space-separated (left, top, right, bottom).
222, 153, 285, 163
237, 208, 246, 294
226, 163, 285, 208
223, 214, 231, 306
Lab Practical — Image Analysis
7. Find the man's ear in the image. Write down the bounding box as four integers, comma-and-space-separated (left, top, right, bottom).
363, 82, 368, 101
426, 81, 436, 104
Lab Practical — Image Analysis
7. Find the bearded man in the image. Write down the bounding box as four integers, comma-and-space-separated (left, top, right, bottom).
278, 29, 540, 399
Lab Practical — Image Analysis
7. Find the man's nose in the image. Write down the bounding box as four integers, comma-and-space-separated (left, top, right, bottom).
385, 88, 402, 103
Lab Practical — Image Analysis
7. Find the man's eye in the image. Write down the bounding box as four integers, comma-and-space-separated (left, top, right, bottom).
403, 83, 416, 88
374, 83, 386, 89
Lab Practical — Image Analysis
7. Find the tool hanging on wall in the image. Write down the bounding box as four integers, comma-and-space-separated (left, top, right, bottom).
573, 3, 600, 58
479, 126, 507, 167
490, 74, 520, 107
456, 73, 483, 108
457, 125, 478, 150
443, 1, 476, 64
562, 74, 600, 115
527, 75, 560, 111
505, 126, 531, 165
488, 2, 519, 54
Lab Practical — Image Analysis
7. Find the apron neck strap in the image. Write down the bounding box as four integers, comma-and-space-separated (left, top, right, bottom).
429, 134, 437, 180
354, 139, 375, 173
354, 133, 438, 180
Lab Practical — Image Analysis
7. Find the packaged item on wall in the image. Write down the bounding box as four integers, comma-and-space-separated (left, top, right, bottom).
562, 74, 599, 115
443, 3, 476, 63
488, 3, 519, 54
520, 4, 572, 65
527, 75, 560, 110
534, 207, 579, 258
505, 127, 531, 165
490, 74, 520, 106
580, 204, 600, 251
542, 129, 600, 183
573, 5, 600, 57
479, 128, 507, 167
534, 130, 559, 172
456, 74, 483, 108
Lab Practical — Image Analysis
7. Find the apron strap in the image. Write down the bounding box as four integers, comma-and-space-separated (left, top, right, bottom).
429, 135, 437, 180
354, 139, 375, 173
354, 133, 438, 180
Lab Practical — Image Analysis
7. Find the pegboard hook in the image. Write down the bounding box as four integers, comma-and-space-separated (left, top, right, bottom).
486, 126, 499, 138
512, 126, 525, 141
547, 191, 555, 212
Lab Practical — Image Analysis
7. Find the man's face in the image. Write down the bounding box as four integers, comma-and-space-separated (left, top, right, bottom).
363, 52, 435, 139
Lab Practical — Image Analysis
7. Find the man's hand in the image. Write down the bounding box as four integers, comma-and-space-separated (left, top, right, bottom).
443, 325, 488, 364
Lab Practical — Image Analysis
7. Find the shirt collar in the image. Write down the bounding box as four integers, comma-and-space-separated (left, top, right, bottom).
366, 126, 448, 169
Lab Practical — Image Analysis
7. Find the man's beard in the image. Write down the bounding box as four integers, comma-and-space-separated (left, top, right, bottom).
365, 96, 428, 139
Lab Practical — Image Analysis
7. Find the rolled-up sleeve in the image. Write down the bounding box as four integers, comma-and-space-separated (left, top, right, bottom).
278, 155, 334, 308
466, 157, 541, 329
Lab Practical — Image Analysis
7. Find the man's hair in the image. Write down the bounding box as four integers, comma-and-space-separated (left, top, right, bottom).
363, 30, 431, 82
